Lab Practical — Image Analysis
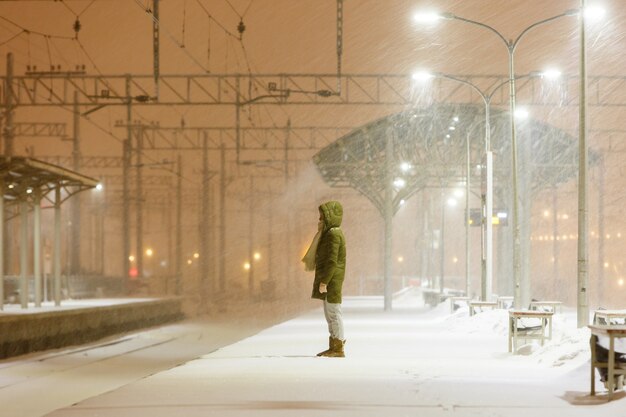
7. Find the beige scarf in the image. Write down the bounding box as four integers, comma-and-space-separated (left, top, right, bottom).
301, 231, 321, 272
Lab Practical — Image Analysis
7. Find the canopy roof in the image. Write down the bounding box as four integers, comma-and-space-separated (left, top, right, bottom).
1, 156, 98, 207
313, 104, 594, 215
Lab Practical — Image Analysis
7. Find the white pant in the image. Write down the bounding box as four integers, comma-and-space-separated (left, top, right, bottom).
323, 299, 344, 340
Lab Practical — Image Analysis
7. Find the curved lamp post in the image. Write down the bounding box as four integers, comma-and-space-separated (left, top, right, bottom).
415, 9, 578, 308
413, 70, 559, 301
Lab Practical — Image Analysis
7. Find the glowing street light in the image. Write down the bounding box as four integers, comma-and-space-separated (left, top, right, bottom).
412, 11, 453, 24
415, 6, 579, 309
514, 107, 530, 120
129, 255, 135, 262
540, 68, 562, 79
411, 70, 435, 82
95, 183, 103, 191
400, 162, 412, 172
253, 252, 261, 261
243, 262, 251, 270
193, 252, 200, 259
410, 69, 557, 301
393, 178, 406, 189
145, 248, 153, 257
584, 5, 606, 20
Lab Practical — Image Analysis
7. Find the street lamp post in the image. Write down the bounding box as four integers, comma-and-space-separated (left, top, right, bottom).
416, 9, 577, 307
577, 0, 589, 328
413, 71, 554, 301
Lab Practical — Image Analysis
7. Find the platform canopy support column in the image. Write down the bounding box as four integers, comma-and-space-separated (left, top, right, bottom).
54, 185, 62, 306
34, 188, 42, 307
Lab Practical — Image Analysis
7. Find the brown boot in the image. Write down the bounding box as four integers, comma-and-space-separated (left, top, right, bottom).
316, 337, 333, 357
320, 337, 345, 358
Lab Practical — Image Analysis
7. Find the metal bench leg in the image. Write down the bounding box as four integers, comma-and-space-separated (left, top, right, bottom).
513, 319, 518, 354
609, 337, 615, 401
590, 335, 596, 396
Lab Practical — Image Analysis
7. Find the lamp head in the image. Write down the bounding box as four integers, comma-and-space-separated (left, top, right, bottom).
583, 5, 607, 20
412, 71, 435, 82
413, 11, 454, 23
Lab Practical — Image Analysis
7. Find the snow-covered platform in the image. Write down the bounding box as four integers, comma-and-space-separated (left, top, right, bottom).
0, 297, 183, 359
6, 289, 626, 417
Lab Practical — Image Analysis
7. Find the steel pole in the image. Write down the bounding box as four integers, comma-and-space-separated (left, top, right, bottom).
577, 0, 589, 327
219, 145, 226, 291
122, 76, 132, 291
54, 186, 61, 306
34, 189, 42, 307
509, 49, 523, 308
3, 53, 14, 156
136, 125, 143, 278
176, 154, 183, 295
20, 200, 28, 309
0, 178, 4, 311
70, 91, 81, 275
383, 129, 393, 311
465, 131, 470, 297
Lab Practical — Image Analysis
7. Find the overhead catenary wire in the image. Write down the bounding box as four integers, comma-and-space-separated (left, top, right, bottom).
241, 0, 254, 18
16, 21, 199, 184
0, 15, 75, 41
59, 0, 97, 17
181, 0, 187, 48
0, 30, 25, 47
133, 0, 209, 73
193, 0, 240, 39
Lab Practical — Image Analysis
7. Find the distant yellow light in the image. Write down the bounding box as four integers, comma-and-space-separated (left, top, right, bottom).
129, 255, 135, 262
452, 257, 458, 263
619, 279, 624, 287
543, 210, 550, 217
604, 262, 610, 268
618, 233, 622, 238
606, 234, 611, 239
562, 213, 569, 220
492, 216, 500, 225
187, 259, 192, 265
397, 256, 404, 263
244, 262, 251, 270
145, 248, 153, 257
253, 252, 261, 261
193, 252, 200, 259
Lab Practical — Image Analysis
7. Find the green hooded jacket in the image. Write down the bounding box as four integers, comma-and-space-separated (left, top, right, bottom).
312, 201, 346, 303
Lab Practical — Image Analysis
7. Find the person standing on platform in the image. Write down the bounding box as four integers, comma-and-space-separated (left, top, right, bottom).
302, 200, 347, 358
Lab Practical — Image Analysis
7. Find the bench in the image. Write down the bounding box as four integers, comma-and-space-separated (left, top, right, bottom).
589, 325, 626, 401
497, 296, 514, 309
529, 300, 563, 314
508, 310, 554, 354
449, 296, 470, 313
469, 301, 497, 316
422, 289, 444, 307
593, 310, 626, 325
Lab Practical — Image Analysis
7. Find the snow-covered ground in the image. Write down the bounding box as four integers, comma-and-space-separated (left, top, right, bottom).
2, 289, 625, 417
